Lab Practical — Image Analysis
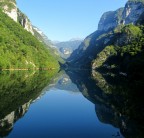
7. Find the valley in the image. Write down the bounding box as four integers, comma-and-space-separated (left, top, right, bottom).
0, 0, 144, 138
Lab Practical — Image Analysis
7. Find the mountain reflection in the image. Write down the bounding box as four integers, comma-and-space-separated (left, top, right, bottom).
0, 70, 57, 137
65, 69, 144, 138
53, 71, 80, 93
0, 69, 144, 138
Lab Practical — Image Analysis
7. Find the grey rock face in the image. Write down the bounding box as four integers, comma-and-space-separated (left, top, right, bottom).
17, 10, 34, 35
122, 1, 144, 24
98, 1, 144, 32
0, 0, 17, 22
0, 1, 34, 35
98, 8, 124, 31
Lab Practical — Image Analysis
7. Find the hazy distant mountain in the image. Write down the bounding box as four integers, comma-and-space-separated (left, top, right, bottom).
53, 39, 83, 59
54, 73, 80, 93
32, 26, 64, 63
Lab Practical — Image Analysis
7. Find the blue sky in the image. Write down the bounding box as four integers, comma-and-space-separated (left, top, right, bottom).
17, 0, 127, 41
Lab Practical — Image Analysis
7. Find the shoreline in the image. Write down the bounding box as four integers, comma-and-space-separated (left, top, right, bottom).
1, 68, 57, 71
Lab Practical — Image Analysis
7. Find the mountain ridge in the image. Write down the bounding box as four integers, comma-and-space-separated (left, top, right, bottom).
67, 0, 144, 82
0, 1, 59, 69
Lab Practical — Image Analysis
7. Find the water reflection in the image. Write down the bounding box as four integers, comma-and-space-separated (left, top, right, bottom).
0, 70, 57, 137
66, 69, 144, 138
0, 101, 31, 137
52, 71, 80, 93
0, 69, 143, 138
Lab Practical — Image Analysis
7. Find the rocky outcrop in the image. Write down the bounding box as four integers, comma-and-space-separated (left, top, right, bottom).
98, 8, 124, 31
0, 0, 17, 22
122, 0, 144, 24
17, 9, 34, 35
98, 0, 144, 31
0, 0, 34, 35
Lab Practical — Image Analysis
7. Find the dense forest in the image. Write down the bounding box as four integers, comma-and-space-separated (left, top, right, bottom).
0, 9, 59, 70
92, 24, 144, 81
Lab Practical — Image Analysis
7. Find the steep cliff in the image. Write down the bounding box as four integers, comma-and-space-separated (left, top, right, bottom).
98, 0, 144, 31
17, 9, 34, 35
0, 7, 59, 69
122, 0, 144, 24
0, 0, 17, 22
98, 8, 124, 31
68, 0, 144, 76
0, 0, 34, 34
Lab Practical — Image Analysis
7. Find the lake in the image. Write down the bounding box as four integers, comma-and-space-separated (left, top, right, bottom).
0, 70, 143, 138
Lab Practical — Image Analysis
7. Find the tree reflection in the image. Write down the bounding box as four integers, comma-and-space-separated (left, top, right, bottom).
0, 70, 58, 137
65, 69, 144, 138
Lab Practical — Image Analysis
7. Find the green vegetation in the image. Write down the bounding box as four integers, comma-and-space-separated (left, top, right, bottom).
121, 24, 142, 41
92, 46, 117, 68
68, 0, 144, 71
0, 70, 58, 119
0, 10, 59, 70
93, 24, 144, 81
0, 70, 58, 137
0, 0, 16, 11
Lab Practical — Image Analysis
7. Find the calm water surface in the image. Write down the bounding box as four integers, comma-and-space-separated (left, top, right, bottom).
0, 70, 143, 138
8, 89, 122, 138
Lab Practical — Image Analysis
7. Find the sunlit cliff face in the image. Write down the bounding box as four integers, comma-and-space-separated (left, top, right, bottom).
0, 0, 34, 35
